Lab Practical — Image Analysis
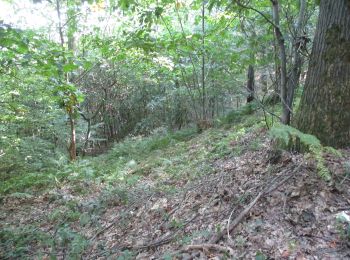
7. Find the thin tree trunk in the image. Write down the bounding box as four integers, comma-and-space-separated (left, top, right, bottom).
272, 34, 281, 102
69, 110, 77, 160
84, 119, 91, 151
246, 65, 255, 103
285, 0, 306, 123
56, 0, 77, 161
55, 0, 64, 47
271, 0, 289, 124
201, 0, 206, 120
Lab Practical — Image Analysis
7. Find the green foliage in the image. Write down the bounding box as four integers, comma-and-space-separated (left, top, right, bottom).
219, 103, 258, 125
335, 213, 350, 244
117, 250, 136, 260
170, 218, 185, 229
0, 226, 52, 259
270, 124, 331, 180
0, 0, 324, 258
269, 124, 321, 149
55, 225, 89, 258
255, 251, 267, 260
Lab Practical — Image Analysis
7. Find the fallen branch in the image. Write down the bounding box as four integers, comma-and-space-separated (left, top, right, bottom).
210, 191, 262, 244
170, 243, 235, 258
184, 243, 235, 256
210, 164, 302, 244
125, 213, 199, 251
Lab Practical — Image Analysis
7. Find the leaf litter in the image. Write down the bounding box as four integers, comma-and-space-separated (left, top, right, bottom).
1, 127, 350, 259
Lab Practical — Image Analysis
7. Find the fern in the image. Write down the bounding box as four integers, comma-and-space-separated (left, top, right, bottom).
270, 124, 320, 148
310, 146, 331, 181
270, 124, 332, 181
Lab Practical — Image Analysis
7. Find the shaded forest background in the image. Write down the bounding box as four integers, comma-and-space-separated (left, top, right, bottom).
1, 0, 320, 171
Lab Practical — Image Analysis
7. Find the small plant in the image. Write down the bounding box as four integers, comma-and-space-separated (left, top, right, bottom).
0, 226, 52, 259
335, 212, 350, 243
255, 251, 267, 260
54, 225, 89, 258
234, 235, 247, 248
180, 234, 192, 245
270, 124, 332, 180
219, 103, 258, 126
170, 218, 184, 229
117, 250, 136, 260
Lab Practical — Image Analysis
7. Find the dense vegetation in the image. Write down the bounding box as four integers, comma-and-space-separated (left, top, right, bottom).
1, 0, 349, 259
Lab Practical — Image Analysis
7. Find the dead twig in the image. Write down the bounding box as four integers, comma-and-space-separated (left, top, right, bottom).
211, 191, 263, 244
124, 213, 199, 251
211, 164, 302, 244
170, 243, 235, 258
183, 243, 235, 256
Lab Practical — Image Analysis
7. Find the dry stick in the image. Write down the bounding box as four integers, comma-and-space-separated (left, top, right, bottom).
171, 243, 235, 258
226, 193, 261, 243
211, 191, 263, 244
210, 164, 301, 244
124, 213, 199, 251
183, 243, 235, 256
88, 195, 145, 242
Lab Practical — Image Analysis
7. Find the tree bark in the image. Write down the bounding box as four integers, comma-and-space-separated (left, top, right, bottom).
55, 0, 78, 160
246, 65, 255, 103
68, 110, 77, 160
201, 0, 206, 120
271, 0, 289, 124
285, 0, 307, 124
296, 0, 350, 148
55, 0, 64, 47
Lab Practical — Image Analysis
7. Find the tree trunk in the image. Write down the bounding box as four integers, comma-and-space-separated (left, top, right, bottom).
271, 0, 289, 124
56, 0, 78, 161
69, 111, 77, 160
201, 0, 206, 120
246, 65, 255, 103
55, 0, 64, 47
83, 119, 91, 154
285, 0, 307, 124
272, 33, 281, 103
296, 0, 350, 148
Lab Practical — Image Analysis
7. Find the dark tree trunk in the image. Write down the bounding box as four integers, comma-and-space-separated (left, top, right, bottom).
201, 0, 206, 120
271, 0, 289, 124
246, 65, 255, 103
296, 0, 350, 148
68, 111, 77, 161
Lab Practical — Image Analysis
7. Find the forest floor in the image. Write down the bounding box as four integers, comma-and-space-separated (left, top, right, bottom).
1, 112, 350, 259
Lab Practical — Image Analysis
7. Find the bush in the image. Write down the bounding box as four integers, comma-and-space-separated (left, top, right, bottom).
220, 103, 258, 125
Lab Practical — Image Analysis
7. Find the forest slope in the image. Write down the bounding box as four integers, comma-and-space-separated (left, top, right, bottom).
1, 109, 350, 259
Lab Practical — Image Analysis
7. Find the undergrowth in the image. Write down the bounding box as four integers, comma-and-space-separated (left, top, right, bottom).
0, 106, 262, 195
269, 124, 341, 181
0, 104, 268, 256
4, 105, 331, 259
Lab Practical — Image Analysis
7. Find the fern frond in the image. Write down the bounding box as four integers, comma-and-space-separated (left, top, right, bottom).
269, 124, 332, 181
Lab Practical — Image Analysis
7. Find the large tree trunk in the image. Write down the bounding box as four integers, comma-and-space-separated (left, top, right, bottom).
296, 0, 350, 148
